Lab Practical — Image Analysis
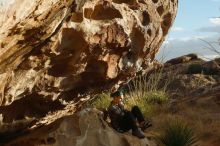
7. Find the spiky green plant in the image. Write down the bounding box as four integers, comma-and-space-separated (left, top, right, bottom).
158, 120, 197, 146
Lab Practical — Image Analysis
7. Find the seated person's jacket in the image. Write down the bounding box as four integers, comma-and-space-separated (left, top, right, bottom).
107, 101, 126, 132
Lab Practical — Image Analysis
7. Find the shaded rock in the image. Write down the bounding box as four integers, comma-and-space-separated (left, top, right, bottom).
4, 109, 155, 146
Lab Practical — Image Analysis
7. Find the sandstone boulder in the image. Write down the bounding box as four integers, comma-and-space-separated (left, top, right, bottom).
0, 0, 178, 143
4, 109, 156, 146
0, 0, 177, 106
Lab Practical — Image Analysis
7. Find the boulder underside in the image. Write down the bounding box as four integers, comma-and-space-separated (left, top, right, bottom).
0, 0, 177, 145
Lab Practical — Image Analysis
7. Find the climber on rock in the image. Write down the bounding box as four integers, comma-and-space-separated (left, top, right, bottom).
107, 91, 152, 139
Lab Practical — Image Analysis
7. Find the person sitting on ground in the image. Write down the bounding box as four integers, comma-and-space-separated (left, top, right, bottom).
107, 91, 152, 139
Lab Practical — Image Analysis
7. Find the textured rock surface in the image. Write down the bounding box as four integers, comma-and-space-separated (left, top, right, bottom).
0, 0, 178, 144
4, 109, 157, 146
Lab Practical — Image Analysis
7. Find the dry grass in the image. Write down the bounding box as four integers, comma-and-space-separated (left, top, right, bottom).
127, 69, 170, 99
125, 68, 171, 117
148, 95, 220, 146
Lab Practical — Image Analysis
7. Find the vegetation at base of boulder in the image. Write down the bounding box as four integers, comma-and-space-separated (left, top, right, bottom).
124, 97, 155, 117
89, 68, 171, 117
127, 70, 169, 95
124, 90, 169, 117
89, 93, 111, 109
125, 68, 171, 117
158, 119, 197, 146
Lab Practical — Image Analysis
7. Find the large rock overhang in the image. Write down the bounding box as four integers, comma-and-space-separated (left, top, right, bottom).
0, 0, 178, 141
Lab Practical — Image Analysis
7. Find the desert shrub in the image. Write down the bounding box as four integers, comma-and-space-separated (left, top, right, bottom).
124, 69, 171, 117
187, 64, 203, 74
158, 120, 197, 146
203, 68, 219, 75
127, 69, 170, 99
124, 90, 169, 117
90, 93, 111, 109
146, 91, 169, 104
187, 64, 219, 75
125, 96, 155, 117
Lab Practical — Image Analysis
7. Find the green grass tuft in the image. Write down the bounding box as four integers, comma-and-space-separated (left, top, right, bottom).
125, 68, 171, 117
158, 119, 197, 146
90, 93, 111, 109
125, 97, 155, 117
125, 90, 169, 117
145, 91, 169, 104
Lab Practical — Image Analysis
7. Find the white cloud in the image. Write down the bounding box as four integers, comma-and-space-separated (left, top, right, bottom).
199, 54, 220, 61
156, 35, 220, 61
171, 27, 184, 32
197, 25, 220, 33
209, 17, 220, 25
197, 18, 220, 33
165, 36, 208, 44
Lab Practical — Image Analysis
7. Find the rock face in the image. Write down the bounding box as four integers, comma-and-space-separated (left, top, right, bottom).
163, 55, 220, 97
0, 0, 178, 144
4, 109, 156, 146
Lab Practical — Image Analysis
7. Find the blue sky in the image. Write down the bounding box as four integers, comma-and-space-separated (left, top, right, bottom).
157, 0, 220, 61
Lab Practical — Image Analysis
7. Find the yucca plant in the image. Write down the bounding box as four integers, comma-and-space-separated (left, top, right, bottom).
158, 120, 197, 146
